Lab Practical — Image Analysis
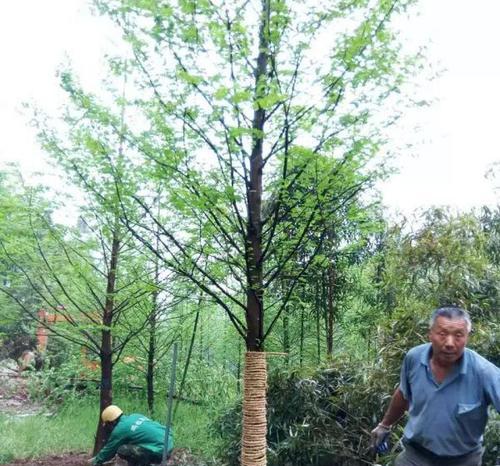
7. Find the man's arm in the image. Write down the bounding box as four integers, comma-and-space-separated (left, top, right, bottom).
93, 431, 125, 465
483, 361, 500, 413
380, 387, 409, 427
370, 387, 409, 451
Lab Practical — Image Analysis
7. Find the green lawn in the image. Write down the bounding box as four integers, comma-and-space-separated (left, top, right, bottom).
0, 396, 220, 464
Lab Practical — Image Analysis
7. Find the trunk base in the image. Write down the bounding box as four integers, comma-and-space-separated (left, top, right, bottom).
241, 351, 267, 466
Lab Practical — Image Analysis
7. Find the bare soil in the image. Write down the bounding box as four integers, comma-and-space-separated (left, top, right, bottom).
1, 449, 207, 466
2, 453, 90, 466
0, 363, 44, 417
1, 363, 210, 466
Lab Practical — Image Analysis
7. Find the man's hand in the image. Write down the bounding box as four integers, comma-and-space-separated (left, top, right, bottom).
88, 457, 98, 465
370, 423, 391, 453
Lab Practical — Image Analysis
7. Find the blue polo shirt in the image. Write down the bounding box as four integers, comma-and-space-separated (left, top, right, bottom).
400, 343, 500, 457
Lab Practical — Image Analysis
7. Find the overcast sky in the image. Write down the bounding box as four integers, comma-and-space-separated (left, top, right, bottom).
0, 0, 498, 220
382, 0, 500, 216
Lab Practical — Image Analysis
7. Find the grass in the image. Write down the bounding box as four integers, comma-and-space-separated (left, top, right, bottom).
115, 393, 224, 460
0, 394, 223, 464
0, 400, 95, 463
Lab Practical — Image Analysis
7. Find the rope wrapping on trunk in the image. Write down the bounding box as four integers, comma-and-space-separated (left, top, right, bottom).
241, 351, 267, 466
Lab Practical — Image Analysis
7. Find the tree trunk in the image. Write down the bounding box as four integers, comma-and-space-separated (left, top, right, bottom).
245, 0, 269, 352
146, 292, 157, 414
174, 303, 200, 416
282, 283, 290, 362
147, 191, 162, 414
326, 265, 335, 357
198, 311, 204, 361
316, 281, 322, 364
237, 340, 242, 393
241, 1, 270, 464
282, 308, 290, 358
93, 232, 120, 454
299, 305, 304, 367
241, 352, 267, 466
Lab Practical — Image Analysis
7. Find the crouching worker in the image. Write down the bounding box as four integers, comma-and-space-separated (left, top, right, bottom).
91, 405, 173, 466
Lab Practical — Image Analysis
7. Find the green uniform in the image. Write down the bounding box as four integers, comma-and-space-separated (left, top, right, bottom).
93, 414, 173, 465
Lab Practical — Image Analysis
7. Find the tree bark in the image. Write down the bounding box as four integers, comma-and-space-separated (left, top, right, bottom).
174, 302, 200, 417
326, 265, 335, 357
299, 306, 304, 367
147, 289, 157, 414
282, 305, 290, 362
245, 0, 269, 352
237, 340, 242, 393
93, 231, 120, 454
316, 281, 322, 364
241, 1, 270, 465
282, 282, 290, 362
147, 208, 162, 414
241, 352, 267, 466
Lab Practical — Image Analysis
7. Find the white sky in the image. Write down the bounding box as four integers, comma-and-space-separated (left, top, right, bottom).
0, 0, 498, 220
0, 1, 113, 223
382, 0, 500, 215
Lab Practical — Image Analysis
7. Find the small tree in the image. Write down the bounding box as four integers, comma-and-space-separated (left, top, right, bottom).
30, 74, 162, 450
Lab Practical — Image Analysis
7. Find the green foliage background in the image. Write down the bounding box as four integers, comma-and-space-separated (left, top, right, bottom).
0, 0, 499, 464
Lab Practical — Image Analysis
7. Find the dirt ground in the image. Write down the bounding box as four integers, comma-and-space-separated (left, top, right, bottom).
1, 360, 209, 466
0, 361, 44, 417
1, 449, 207, 466
2, 453, 90, 466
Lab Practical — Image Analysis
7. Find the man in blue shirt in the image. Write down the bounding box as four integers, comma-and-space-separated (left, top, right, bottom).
371, 306, 500, 465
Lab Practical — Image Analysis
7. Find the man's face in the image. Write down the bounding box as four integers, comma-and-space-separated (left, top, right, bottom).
429, 316, 469, 365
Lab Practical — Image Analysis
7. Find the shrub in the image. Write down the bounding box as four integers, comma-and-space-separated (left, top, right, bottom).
25, 356, 98, 405
215, 360, 400, 466
214, 311, 500, 466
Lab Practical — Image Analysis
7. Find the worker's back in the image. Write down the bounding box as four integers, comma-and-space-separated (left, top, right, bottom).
113, 414, 173, 455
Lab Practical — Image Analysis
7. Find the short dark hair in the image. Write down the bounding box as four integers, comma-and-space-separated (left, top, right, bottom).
429, 306, 472, 332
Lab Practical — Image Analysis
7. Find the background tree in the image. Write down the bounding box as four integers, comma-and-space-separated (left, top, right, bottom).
0, 174, 54, 361
29, 71, 165, 452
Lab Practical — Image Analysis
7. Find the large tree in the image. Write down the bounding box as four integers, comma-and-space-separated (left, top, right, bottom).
43, 0, 421, 463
